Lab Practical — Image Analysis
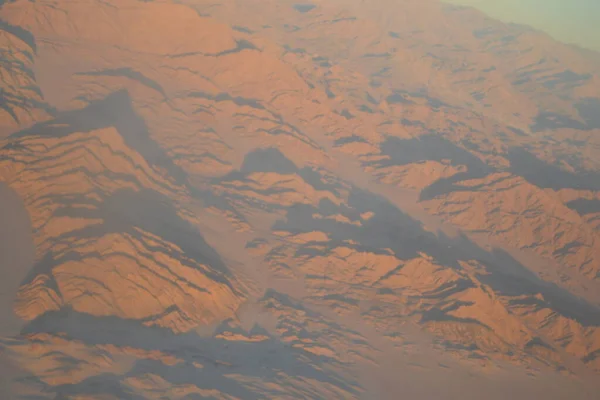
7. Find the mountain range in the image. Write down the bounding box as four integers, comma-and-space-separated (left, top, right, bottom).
1, 0, 600, 398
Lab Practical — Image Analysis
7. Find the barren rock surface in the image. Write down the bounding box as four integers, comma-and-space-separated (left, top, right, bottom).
1, 0, 600, 398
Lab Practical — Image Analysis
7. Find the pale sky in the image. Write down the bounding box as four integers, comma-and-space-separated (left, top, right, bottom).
445, 0, 600, 52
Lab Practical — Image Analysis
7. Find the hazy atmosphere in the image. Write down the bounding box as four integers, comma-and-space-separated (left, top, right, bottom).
446, 0, 600, 51
1, 0, 600, 399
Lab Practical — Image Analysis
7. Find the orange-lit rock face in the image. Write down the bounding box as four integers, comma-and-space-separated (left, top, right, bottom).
1, 0, 600, 398
0, 95, 242, 333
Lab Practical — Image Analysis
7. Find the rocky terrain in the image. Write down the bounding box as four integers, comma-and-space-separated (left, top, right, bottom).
1, 0, 600, 398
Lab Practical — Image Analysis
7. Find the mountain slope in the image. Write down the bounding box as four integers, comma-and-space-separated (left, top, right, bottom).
0, 91, 242, 333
